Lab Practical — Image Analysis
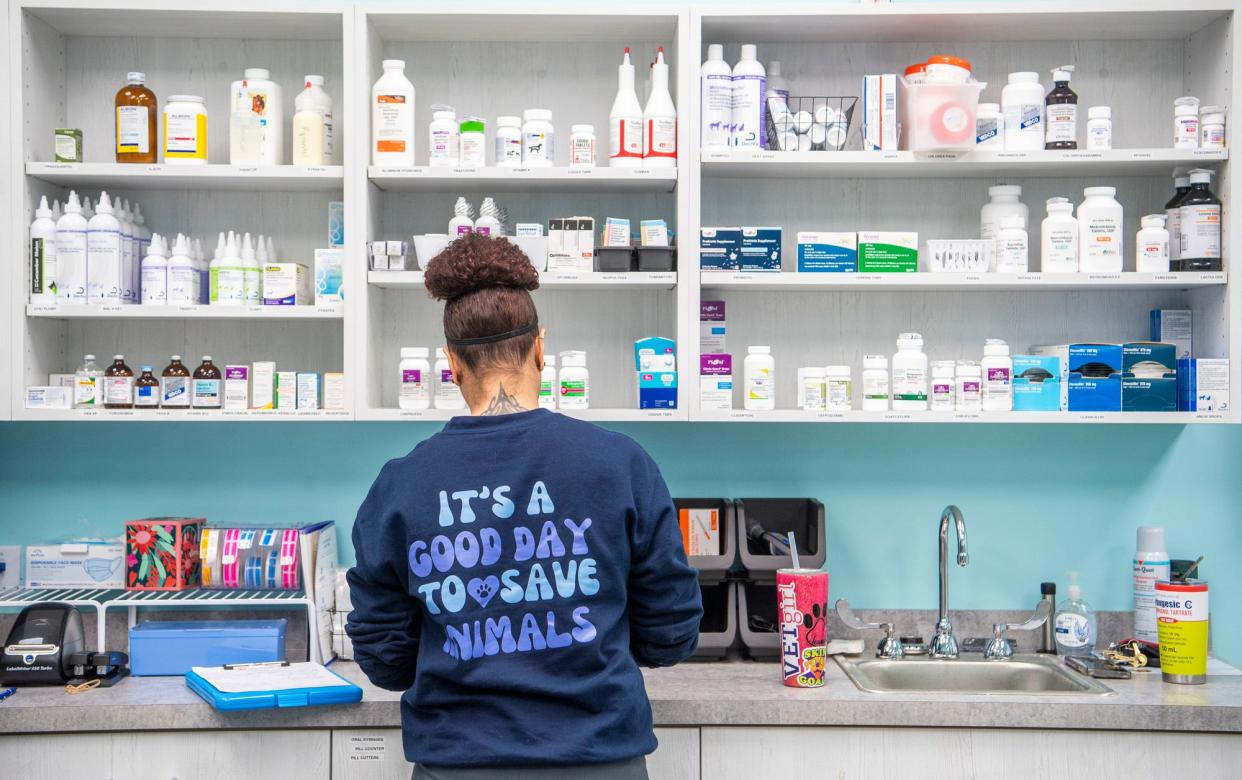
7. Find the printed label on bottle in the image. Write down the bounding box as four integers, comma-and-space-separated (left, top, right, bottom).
892, 367, 927, 401
570, 136, 596, 166
524, 131, 554, 163
646, 117, 677, 158
429, 129, 458, 161
165, 110, 207, 158
117, 106, 150, 154
746, 368, 773, 401
997, 238, 1028, 272
399, 369, 425, 404
957, 380, 981, 406
55, 230, 87, 302
1175, 117, 1199, 147
1133, 557, 1171, 642
611, 118, 643, 159
134, 384, 159, 406
730, 75, 766, 148
986, 367, 1011, 395
702, 74, 733, 147
30, 238, 56, 297
210, 268, 246, 303
374, 95, 411, 153
192, 379, 221, 407
496, 136, 522, 164
1166, 208, 1182, 260
141, 266, 167, 303
1054, 612, 1090, 648
1140, 239, 1169, 264
539, 379, 554, 401
1019, 104, 1042, 131
75, 377, 99, 406
105, 376, 133, 405
1044, 228, 1078, 271
1203, 127, 1226, 147
1083, 218, 1122, 263
163, 376, 190, 406
862, 375, 888, 400
1046, 104, 1077, 143
561, 380, 587, 398
1087, 125, 1111, 150
55, 133, 78, 160
976, 117, 999, 146
1179, 204, 1222, 259
86, 230, 122, 302
434, 369, 462, 407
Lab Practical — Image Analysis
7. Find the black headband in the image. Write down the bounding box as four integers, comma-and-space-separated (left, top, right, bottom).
445, 321, 539, 347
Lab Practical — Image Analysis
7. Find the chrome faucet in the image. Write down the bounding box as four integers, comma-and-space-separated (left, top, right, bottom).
929, 505, 969, 659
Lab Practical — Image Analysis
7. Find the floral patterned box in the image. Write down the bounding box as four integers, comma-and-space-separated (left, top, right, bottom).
125, 518, 204, 590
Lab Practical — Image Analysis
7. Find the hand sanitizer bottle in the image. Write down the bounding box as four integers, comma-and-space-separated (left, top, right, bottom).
1054, 571, 1097, 657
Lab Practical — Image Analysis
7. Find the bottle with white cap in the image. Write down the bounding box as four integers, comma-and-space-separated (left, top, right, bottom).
1044, 65, 1078, 150
1001, 71, 1045, 150
1178, 168, 1222, 272
539, 354, 557, 409
433, 348, 466, 411
240, 232, 262, 304
371, 60, 416, 167
140, 234, 168, 305
1136, 215, 1170, 273
86, 191, 122, 304
1041, 197, 1079, 273
55, 191, 88, 304
730, 45, 766, 149
1086, 106, 1112, 150
1132, 527, 1171, 644
210, 232, 245, 306
398, 347, 431, 410
700, 44, 733, 151
1078, 186, 1124, 272
558, 351, 590, 410
166, 234, 197, 305
981, 339, 1013, 412
643, 47, 677, 166
891, 333, 928, 412
980, 184, 1028, 245
743, 346, 775, 411
995, 216, 1029, 273
1173, 96, 1200, 149
231, 68, 282, 164
610, 48, 644, 167
29, 195, 57, 303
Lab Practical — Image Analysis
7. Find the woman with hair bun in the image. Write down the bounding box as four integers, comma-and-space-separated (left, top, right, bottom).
346, 234, 703, 780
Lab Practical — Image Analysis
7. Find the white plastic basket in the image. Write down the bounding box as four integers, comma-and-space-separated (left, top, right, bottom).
925, 240, 994, 272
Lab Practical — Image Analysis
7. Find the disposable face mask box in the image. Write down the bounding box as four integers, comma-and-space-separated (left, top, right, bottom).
700, 227, 742, 270
1122, 342, 1177, 412
797, 232, 857, 272
739, 227, 781, 271
26, 542, 125, 588
1067, 343, 1122, 412
858, 232, 917, 273
1150, 309, 1192, 360
1030, 345, 1069, 410
700, 354, 733, 411
314, 248, 343, 306
1178, 358, 1230, 412
700, 300, 727, 353
1012, 355, 1061, 412
262, 263, 311, 305
863, 74, 898, 151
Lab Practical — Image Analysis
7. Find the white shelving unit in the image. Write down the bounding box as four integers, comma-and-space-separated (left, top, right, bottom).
5, 2, 1238, 426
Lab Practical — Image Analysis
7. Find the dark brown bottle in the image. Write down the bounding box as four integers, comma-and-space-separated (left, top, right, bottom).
134, 365, 160, 407
103, 355, 134, 409
192, 356, 222, 409
115, 72, 158, 164
161, 355, 191, 408
1044, 65, 1078, 150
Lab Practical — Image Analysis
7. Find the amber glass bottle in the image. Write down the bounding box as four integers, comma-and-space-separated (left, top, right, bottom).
116, 71, 157, 163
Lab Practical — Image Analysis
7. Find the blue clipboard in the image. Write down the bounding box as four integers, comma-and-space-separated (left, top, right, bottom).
186, 662, 363, 712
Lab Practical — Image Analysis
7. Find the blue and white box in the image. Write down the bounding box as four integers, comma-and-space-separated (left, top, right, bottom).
1013, 355, 1061, 412
328, 201, 344, 247
739, 227, 782, 271
634, 336, 676, 372
1030, 345, 1069, 411
639, 371, 678, 409
26, 542, 125, 588
1151, 309, 1192, 360
1178, 358, 1230, 412
1067, 343, 1122, 412
797, 231, 857, 273
700, 354, 733, 411
700, 227, 741, 270
314, 248, 343, 305
1122, 342, 1177, 412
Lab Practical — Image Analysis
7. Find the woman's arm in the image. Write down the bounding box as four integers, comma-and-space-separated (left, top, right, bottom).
627, 455, 705, 667
345, 464, 422, 691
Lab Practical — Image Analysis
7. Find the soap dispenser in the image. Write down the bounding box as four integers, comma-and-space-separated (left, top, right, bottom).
1054, 571, 1096, 657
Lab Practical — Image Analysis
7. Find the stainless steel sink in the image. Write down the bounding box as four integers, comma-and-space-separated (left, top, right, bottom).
834, 654, 1115, 696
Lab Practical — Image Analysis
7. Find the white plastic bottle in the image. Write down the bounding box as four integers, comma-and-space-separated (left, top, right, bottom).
1001, 71, 1045, 151
428, 107, 460, 167
193, 238, 208, 304
229, 74, 263, 164
166, 234, 197, 305
1136, 215, 1171, 273
643, 47, 677, 167
766, 61, 790, 104
522, 109, 555, 167
975, 103, 1004, 147
240, 232, 262, 304
995, 216, 1029, 273
398, 347, 431, 410
55, 191, 88, 304
131, 203, 150, 301
1041, 197, 1079, 273
731, 45, 766, 149
1174, 96, 1200, 149
558, 352, 590, 410
610, 48, 645, 167
930, 361, 955, 411
980, 185, 1028, 245
459, 118, 486, 167
1078, 186, 1124, 273
955, 361, 982, 412
1200, 105, 1226, 149
474, 198, 501, 237
140, 233, 168, 304
891, 333, 928, 411
701, 44, 733, 152
1086, 107, 1112, 150
433, 348, 466, 411
449, 197, 475, 237
29, 195, 57, 303
229, 69, 281, 165
211, 232, 246, 306
163, 95, 208, 165
1132, 527, 1171, 644
292, 75, 333, 166
981, 339, 1013, 412
116, 200, 137, 304
569, 125, 596, 168
1054, 571, 1097, 656
861, 355, 889, 411
743, 346, 775, 411
539, 354, 557, 409
86, 191, 122, 304
372, 60, 416, 167
495, 116, 523, 167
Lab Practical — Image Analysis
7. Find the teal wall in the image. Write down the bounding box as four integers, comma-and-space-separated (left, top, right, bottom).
0, 421, 1236, 651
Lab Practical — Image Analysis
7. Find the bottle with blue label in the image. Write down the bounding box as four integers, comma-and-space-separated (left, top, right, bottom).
1054, 571, 1097, 656
1133, 527, 1171, 644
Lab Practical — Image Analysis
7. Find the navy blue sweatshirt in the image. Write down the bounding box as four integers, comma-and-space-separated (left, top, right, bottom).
346, 409, 703, 768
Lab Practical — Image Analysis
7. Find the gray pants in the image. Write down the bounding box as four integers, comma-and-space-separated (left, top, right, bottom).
412, 756, 648, 780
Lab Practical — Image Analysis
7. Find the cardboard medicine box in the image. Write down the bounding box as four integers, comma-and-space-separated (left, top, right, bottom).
797, 231, 857, 272
699, 354, 733, 411
700, 227, 742, 271
739, 227, 782, 271
1178, 358, 1230, 412
125, 518, 205, 591
1068, 343, 1122, 412
1013, 355, 1061, 412
858, 232, 918, 273
1122, 342, 1177, 412
700, 300, 727, 354
26, 542, 125, 589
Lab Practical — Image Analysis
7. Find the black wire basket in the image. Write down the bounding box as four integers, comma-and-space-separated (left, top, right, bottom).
765, 96, 858, 152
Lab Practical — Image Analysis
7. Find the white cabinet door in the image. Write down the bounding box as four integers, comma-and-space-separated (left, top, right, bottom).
649, 727, 700, 780
0, 730, 330, 780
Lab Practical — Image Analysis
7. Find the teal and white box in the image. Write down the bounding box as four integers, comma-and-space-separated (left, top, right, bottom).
1178, 358, 1230, 412
1122, 342, 1177, 412
739, 227, 782, 271
314, 248, 343, 305
1067, 343, 1122, 412
638, 371, 677, 409
1150, 309, 1192, 360
700, 227, 741, 270
797, 231, 857, 272
1031, 345, 1070, 410
328, 201, 344, 247
1013, 355, 1061, 411
634, 336, 676, 372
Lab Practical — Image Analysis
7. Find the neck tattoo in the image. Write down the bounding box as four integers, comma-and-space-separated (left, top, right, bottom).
481, 383, 529, 416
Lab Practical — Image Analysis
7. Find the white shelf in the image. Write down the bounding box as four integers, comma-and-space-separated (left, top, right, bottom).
369, 270, 678, 291
16, 409, 352, 422
26, 162, 345, 192
359, 407, 683, 423
368, 166, 678, 193
26, 303, 344, 320
701, 149, 1229, 180
700, 271, 1227, 293
695, 409, 1228, 424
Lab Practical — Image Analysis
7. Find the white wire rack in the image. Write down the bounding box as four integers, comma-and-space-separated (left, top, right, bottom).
0, 587, 322, 662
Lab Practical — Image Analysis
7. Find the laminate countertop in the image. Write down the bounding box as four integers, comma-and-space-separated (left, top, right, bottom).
2, 659, 1241, 734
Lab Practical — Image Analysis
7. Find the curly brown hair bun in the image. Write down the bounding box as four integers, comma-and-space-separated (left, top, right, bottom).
423, 234, 542, 375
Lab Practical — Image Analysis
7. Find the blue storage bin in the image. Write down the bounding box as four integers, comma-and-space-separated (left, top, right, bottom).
129, 619, 287, 676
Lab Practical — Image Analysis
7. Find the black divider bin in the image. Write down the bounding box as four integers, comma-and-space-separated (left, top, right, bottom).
736, 498, 826, 583
737, 581, 779, 660
691, 581, 738, 660
672, 498, 736, 583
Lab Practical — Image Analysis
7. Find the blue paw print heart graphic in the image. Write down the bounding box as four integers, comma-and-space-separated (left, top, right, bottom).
468, 575, 500, 608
